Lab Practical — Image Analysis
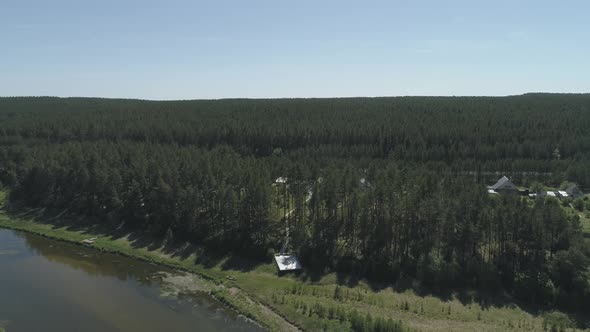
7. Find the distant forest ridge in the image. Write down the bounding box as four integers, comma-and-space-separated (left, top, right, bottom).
1, 94, 589, 187
2, 92, 590, 100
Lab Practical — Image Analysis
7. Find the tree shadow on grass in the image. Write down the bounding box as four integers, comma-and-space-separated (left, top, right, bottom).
5, 205, 589, 329
164, 241, 201, 261
219, 254, 267, 272
4, 203, 271, 273
6, 205, 112, 238
290, 258, 590, 329
126, 231, 165, 252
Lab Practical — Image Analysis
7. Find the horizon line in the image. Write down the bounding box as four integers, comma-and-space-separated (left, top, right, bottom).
2, 92, 590, 102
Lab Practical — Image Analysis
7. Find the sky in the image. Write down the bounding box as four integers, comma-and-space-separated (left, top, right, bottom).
1, 0, 589, 99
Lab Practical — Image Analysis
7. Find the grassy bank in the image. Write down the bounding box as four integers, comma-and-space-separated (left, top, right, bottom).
0, 192, 295, 331
0, 193, 587, 331
0, 214, 299, 331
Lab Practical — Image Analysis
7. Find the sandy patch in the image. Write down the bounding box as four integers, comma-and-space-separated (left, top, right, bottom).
158, 271, 211, 297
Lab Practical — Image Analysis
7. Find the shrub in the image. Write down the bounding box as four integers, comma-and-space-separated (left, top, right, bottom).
334, 286, 344, 301
542, 311, 574, 332
573, 198, 585, 211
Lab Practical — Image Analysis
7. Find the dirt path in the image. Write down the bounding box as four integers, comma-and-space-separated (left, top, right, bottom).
255, 301, 300, 332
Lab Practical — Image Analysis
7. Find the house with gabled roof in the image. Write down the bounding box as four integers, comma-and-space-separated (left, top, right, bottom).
488, 176, 519, 194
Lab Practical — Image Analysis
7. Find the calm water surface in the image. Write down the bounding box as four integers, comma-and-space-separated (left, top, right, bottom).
0, 229, 261, 332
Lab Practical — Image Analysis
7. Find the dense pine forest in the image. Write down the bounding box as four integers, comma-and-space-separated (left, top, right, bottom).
1, 94, 589, 313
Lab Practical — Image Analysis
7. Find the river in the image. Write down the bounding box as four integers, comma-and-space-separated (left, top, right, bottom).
0, 229, 262, 332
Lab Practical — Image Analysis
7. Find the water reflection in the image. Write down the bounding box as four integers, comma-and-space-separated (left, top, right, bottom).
17, 231, 161, 284
0, 229, 261, 332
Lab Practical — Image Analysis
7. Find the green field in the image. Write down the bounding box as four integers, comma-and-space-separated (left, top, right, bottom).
1, 192, 586, 332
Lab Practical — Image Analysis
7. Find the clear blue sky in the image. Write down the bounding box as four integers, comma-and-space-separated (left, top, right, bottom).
1, 0, 589, 99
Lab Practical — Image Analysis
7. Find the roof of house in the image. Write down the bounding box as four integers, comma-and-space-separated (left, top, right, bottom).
274, 254, 302, 271
558, 191, 568, 197
547, 191, 557, 197
491, 176, 518, 191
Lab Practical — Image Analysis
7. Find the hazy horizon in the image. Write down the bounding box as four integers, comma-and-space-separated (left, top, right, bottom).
3, 92, 590, 102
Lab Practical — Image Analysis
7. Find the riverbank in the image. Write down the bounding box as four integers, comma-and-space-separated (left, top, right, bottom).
0, 192, 297, 331
0, 224, 296, 331
0, 193, 587, 331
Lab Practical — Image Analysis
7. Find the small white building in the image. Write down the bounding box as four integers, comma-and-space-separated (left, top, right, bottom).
558, 191, 569, 198
274, 254, 302, 272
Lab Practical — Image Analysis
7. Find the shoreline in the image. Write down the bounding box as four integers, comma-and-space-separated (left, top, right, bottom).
3, 200, 586, 331
0, 212, 299, 332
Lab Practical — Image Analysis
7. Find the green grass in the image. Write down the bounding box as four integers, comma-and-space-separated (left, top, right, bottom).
1, 192, 588, 331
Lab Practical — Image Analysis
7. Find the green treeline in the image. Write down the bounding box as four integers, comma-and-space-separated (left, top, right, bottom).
1, 95, 590, 184
0, 95, 589, 313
